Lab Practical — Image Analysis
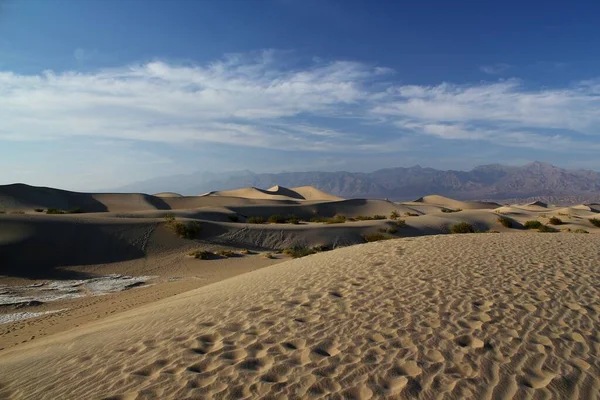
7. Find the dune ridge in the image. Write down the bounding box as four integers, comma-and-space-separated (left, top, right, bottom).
1, 233, 599, 399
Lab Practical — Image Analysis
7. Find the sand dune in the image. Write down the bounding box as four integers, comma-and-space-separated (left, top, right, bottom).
1, 233, 599, 399
153, 192, 183, 198
290, 186, 344, 201
414, 194, 500, 210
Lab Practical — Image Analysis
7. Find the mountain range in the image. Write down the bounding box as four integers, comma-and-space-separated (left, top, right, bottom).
115, 161, 600, 205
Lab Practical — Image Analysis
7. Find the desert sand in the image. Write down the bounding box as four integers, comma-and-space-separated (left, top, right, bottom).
1, 183, 600, 398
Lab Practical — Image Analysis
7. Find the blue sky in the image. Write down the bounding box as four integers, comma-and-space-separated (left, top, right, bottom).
1, 0, 600, 190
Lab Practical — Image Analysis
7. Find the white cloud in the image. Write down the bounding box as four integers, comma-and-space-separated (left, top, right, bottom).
480, 63, 511, 75
1, 51, 600, 155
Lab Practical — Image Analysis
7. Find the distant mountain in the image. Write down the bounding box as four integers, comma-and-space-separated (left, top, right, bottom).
114, 162, 600, 205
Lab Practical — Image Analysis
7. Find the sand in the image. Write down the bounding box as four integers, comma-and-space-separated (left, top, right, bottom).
1, 183, 600, 398
0, 233, 599, 399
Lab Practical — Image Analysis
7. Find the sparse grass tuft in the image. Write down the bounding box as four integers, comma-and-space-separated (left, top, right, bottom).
497, 216, 514, 228
284, 247, 316, 258
263, 252, 276, 259
34, 208, 44, 213
164, 213, 175, 223
548, 216, 563, 225
214, 249, 236, 258
227, 215, 240, 222
326, 215, 347, 224
394, 219, 407, 228
362, 232, 392, 242
574, 229, 589, 234
247, 216, 266, 224
589, 218, 600, 228
312, 244, 332, 252
449, 222, 475, 234
390, 210, 400, 220
524, 220, 542, 230
404, 212, 420, 217
188, 250, 212, 260
239, 248, 255, 255
538, 225, 558, 233
441, 208, 461, 213
46, 208, 65, 215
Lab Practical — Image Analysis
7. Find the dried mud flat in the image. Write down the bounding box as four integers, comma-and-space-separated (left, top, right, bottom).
1, 232, 599, 399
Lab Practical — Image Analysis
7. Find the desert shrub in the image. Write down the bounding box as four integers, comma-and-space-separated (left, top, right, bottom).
227, 215, 240, 222
172, 221, 201, 238
387, 227, 398, 234
589, 218, 600, 227
390, 210, 400, 220
449, 222, 475, 234
67, 207, 84, 214
34, 208, 44, 213
11, 210, 25, 214
574, 229, 589, 234
394, 219, 407, 228
268, 214, 286, 224
497, 216, 514, 228
284, 247, 316, 258
286, 216, 300, 224
404, 212, 420, 217
548, 216, 563, 225
362, 233, 391, 242
538, 225, 558, 233
355, 215, 386, 221
247, 216, 266, 224
312, 244, 332, 252
524, 220, 542, 230
164, 213, 175, 223
239, 248, 254, 255
441, 208, 461, 213
215, 249, 236, 258
263, 253, 276, 259
188, 250, 212, 259
309, 216, 328, 223
46, 208, 65, 214
326, 215, 346, 224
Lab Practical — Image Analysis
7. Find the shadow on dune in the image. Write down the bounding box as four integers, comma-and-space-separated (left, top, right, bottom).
0, 219, 148, 279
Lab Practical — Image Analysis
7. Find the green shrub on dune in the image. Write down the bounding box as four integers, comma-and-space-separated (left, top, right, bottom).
449, 222, 475, 234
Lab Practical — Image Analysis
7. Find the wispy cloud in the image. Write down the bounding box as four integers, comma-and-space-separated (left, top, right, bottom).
480, 63, 511, 75
1, 51, 600, 154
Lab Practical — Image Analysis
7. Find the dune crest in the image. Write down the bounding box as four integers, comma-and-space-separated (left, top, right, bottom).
414, 194, 500, 210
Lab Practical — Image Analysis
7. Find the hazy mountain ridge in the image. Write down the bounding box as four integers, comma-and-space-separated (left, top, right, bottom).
116, 162, 600, 205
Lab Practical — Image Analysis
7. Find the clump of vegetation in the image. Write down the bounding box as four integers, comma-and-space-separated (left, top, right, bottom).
362, 232, 392, 242
284, 247, 316, 258
247, 216, 266, 224
11, 210, 25, 214
34, 208, 44, 213
394, 219, 407, 228
214, 249, 236, 258
188, 250, 213, 259
589, 218, 600, 228
497, 216, 514, 228
524, 220, 543, 230
227, 215, 240, 222
172, 221, 201, 238
263, 253, 276, 259
165, 214, 201, 238
268, 214, 287, 224
46, 208, 65, 215
449, 222, 475, 234
67, 208, 84, 214
309, 216, 328, 223
354, 215, 386, 221
538, 225, 558, 233
312, 244, 332, 252
240, 248, 255, 255
548, 216, 563, 225
574, 229, 589, 234
326, 215, 347, 224
441, 208, 461, 213
267, 214, 300, 224
386, 226, 398, 234
390, 210, 400, 220
404, 212, 420, 217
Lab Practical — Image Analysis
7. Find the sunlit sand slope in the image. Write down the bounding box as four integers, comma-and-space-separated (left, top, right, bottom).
1, 233, 599, 399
